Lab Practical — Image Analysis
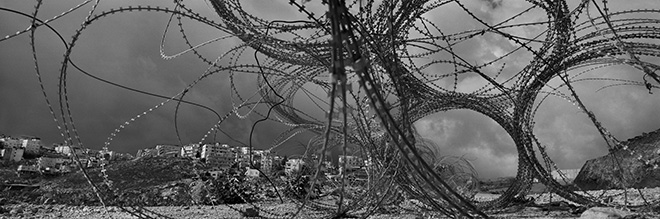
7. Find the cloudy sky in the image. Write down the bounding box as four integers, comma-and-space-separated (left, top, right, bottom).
1, 0, 659, 178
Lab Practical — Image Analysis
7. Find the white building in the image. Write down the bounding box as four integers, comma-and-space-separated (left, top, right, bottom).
180, 144, 201, 158
156, 144, 182, 157
260, 150, 275, 174
339, 155, 363, 172
17, 165, 39, 173
207, 170, 223, 179
55, 145, 84, 157
323, 161, 334, 171
245, 168, 260, 178
54, 145, 70, 154
99, 150, 114, 160
202, 143, 234, 169
285, 158, 305, 175
234, 146, 251, 169
238, 146, 250, 155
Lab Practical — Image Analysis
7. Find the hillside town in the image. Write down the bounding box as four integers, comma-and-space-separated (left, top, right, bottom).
1, 134, 371, 179
136, 143, 369, 178
0, 135, 134, 175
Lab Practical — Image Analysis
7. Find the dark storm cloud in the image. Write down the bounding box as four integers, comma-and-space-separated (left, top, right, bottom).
0, 0, 318, 156
0, 0, 264, 153
413, 0, 660, 178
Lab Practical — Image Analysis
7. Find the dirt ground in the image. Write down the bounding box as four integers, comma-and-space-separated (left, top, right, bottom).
0, 203, 579, 219
2, 188, 659, 218
1, 202, 654, 219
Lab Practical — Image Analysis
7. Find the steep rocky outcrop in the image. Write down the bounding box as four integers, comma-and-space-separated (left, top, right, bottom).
574, 129, 660, 190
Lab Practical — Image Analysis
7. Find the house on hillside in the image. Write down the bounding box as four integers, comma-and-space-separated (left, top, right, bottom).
245, 168, 260, 178
156, 144, 182, 157
285, 159, 305, 175
207, 170, 223, 179
260, 150, 275, 175
38, 157, 69, 172
54, 145, 84, 157
1, 147, 24, 162
233, 146, 250, 169
202, 143, 234, 169
111, 152, 133, 161
17, 165, 39, 173
0, 137, 23, 149
85, 148, 101, 157
338, 155, 363, 173
0, 136, 42, 155
180, 144, 201, 158
136, 148, 157, 157
20, 137, 42, 155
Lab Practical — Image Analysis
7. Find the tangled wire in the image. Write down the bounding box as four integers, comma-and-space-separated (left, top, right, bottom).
2, 0, 660, 218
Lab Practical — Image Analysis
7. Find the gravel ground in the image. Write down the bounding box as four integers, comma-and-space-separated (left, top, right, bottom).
0, 204, 327, 219
0, 203, 654, 219
2, 188, 659, 219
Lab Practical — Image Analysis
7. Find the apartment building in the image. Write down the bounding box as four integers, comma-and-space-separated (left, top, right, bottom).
17, 165, 39, 173
54, 145, 84, 157
20, 137, 42, 154
38, 157, 68, 170
1, 147, 24, 162
1, 136, 42, 155
201, 143, 234, 169
233, 146, 250, 169
338, 155, 363, 172
238, 146, 250, 155
285, 158, 305, 175
180, 144, 201, 158
155, 144, 182, 157
259, 150, 275, 174
0, 137, 23, 148
136, 148, 157, 157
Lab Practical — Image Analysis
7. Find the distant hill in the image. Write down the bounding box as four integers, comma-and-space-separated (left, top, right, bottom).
574, 128, 660, 190
4, 156, 208, 206
42, 156, 203, 190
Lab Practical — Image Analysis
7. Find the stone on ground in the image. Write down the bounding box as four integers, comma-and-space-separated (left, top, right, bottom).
579, 207, 631, 219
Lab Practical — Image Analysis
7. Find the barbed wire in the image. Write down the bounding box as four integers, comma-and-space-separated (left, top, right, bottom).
2, 0, 660, 218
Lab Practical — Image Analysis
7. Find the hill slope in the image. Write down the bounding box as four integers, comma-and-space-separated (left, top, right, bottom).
574, 129, 660, 190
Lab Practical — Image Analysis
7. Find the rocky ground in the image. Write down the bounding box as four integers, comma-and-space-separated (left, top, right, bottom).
2, 157, 658, 218
0, 203, 653, 219
0, 203, 329, 219
2, 189, 659, 219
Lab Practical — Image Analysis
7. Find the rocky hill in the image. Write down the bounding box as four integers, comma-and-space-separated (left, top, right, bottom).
1, 156, 211, 206
574, 129, 660, 190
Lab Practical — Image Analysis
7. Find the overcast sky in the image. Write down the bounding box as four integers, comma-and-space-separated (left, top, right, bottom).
1, 0, 659, 178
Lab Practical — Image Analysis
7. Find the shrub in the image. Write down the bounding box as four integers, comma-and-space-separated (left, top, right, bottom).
282, 164, 322, 199
203, 173, 259, 204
